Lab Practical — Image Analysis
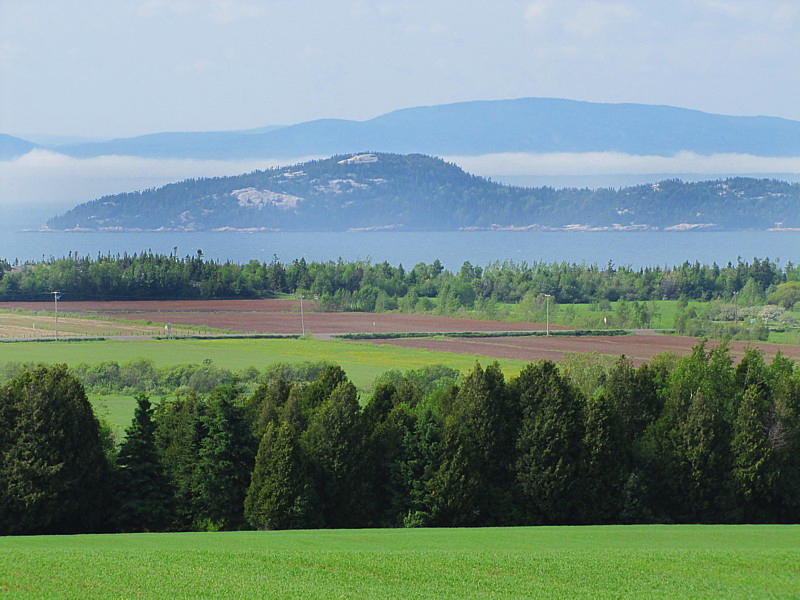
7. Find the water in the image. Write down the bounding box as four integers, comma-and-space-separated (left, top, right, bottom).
1, 230, 797, 269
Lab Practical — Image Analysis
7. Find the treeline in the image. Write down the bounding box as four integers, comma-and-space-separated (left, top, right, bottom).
1, 252, 798, 307
0, 359, 332, 397
2, 344, 799, 535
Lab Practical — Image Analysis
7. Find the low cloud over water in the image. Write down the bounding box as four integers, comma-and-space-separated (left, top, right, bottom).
0, 150, 315, 213
447, 151, 800, 177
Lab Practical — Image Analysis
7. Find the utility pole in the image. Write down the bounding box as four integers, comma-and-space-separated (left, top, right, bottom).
300, 295, 305, 337
544, 293, 551, 336
733, 291, 739, 323
51, 291, 61, 339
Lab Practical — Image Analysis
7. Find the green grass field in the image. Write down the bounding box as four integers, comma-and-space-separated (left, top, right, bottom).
90, 394, 154, 434
0, 337, 527, 390
5, 337, 527, 432
492, 299, 799, 344
769, 330, 800, 345
495, 299, 694, 330
0, 526, 797, 598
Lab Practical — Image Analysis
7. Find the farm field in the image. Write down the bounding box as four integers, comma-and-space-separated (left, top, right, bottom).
0, 525, 797, 598
497, 299, 691, 330
768, 330, 800, 345
0, 311, 188, 339
365, 333, 800, 365
0, 299, 563, 336
3, 299, 796, 345
0, 337, 528, 390
495, 299, 800, 344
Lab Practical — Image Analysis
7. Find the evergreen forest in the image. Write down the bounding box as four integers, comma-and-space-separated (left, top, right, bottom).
2, 343, 799, 535
2, 253, 797, 307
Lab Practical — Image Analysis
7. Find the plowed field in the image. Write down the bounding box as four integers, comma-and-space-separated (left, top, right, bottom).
363, 334, 800, 364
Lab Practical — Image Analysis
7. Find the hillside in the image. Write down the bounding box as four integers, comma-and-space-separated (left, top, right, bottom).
45, 153, 800, 232
8, 98, 800, 160
0, 134, 40, 160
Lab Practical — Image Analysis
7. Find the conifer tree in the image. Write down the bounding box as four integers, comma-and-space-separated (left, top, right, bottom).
513, 361, 585, 524
430, 362, 516, 526
361, 383, 419, 527
154, 390, 207, 527
733, 352, 800, 521
732, 384, 775, 521
400, 407, 444, 527
582, 392, 626, 523
245, 420, 314, 529
114, 393, 174, 532
0, 365, 108, 535
301, 380, 365, 528
642, 342, 736, 522
193, 385, 256, 530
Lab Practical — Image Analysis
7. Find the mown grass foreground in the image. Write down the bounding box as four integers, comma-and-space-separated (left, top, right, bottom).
1, 526, 798, 598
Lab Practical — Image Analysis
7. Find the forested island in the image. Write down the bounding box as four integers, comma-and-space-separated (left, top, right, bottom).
45, 153, 800, 232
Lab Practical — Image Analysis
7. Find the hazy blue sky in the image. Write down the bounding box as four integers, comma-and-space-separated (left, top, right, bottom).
2, 0, 799, 138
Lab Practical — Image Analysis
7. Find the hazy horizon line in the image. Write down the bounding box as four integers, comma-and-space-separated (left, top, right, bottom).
6, 95, 800, 142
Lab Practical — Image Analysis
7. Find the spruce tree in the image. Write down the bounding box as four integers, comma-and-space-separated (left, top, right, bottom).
154, 390, 207, 528
193, 385, 256, 530
114, 393, 174, 532
400, 406, 444, 528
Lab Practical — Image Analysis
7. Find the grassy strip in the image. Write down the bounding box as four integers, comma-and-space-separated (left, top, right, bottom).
153, 334, 302, 340
0, 336, 107, 343
0, 526, 797, 598
0, 308, 236, 334
335, 329, 630, 340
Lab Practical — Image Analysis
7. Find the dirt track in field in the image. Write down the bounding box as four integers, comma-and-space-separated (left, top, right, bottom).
363, 335, 800, 365
0, 299, 565, 335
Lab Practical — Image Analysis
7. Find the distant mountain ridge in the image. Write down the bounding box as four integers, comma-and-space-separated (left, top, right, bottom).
0, 134, 40, 160
5, 98, 800, 160
46, 152, 800, 232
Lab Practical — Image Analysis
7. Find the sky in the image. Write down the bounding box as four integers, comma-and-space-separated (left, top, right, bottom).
2, 0, 799, 138
1, 0, 799, 221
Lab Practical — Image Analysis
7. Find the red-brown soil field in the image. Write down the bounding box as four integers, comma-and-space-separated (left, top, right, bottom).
4, 300, 797, 366
0, 299, 565, 335
364, 335, 800, 365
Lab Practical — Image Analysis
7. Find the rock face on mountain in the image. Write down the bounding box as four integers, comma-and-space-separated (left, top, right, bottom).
46, 153, 800, 232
